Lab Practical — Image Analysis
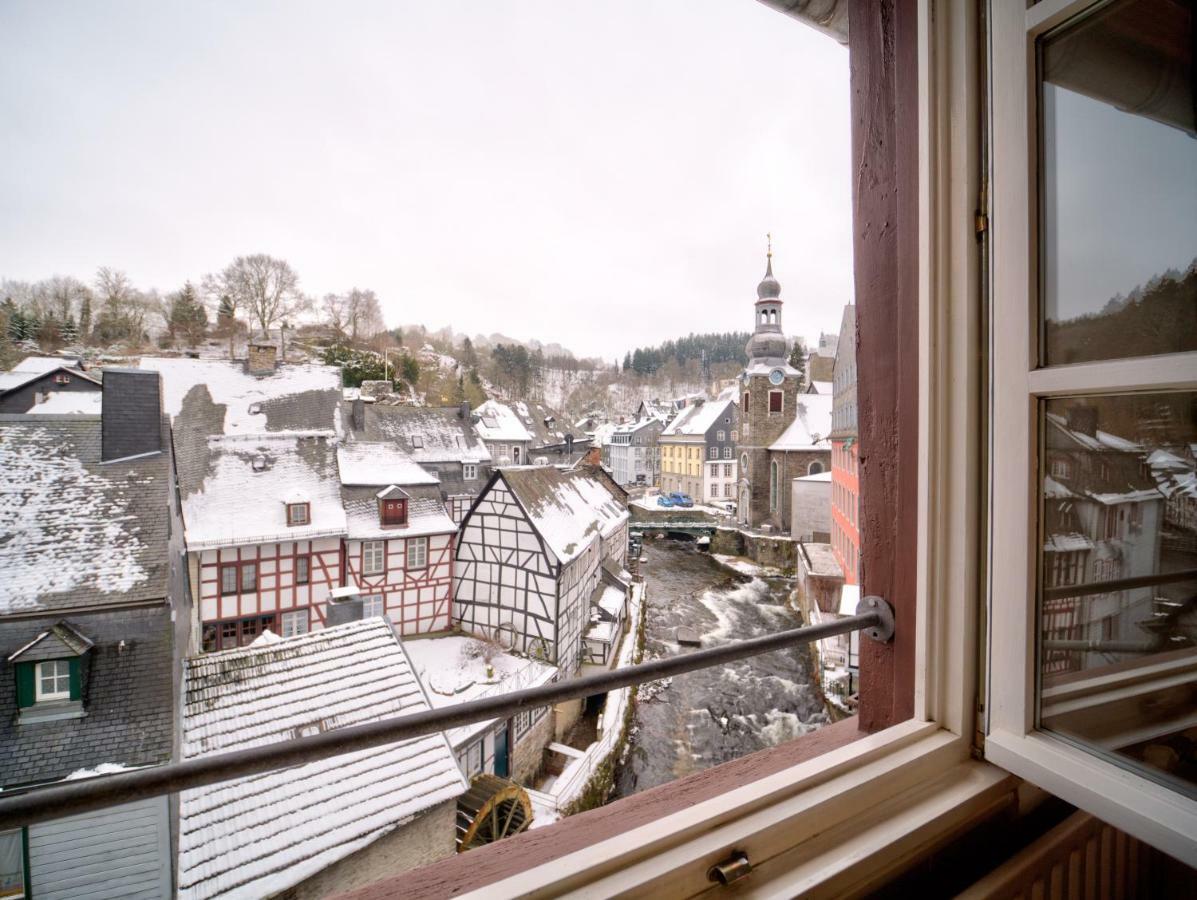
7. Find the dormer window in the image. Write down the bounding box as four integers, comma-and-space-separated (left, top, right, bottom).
381, 498, 408, 527
463, 463, 478, 480
10, 621, 92, 722
376, 485, 410, 527
411, 435, 424, 449
286, 502, 310, 526
36, 660, 71, 702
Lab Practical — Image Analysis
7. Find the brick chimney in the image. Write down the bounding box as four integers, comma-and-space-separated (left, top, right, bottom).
1066, 404, 1098, 438
247, 340, 278, 375
101, 368, 163, 462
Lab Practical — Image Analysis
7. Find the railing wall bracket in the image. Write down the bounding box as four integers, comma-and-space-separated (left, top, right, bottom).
857, 595, 896, 643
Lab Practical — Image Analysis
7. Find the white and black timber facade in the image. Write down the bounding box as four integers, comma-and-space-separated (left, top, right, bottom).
453, 467, 629, 676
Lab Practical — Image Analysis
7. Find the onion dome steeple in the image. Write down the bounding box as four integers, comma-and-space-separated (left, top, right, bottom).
745, 234, 787, 363
757, 236, 781, 300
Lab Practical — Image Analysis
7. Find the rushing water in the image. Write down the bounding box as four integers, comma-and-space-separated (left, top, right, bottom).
613, 538, 829, 798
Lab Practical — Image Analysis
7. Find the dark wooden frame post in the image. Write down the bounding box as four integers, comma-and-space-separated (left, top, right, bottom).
849, 0, 920, 731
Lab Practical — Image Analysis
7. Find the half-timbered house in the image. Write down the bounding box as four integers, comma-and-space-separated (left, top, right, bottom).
142, 352, 347, 651
337, 442, 458, 636
349, 401, 493, 524
453, 467, 629, 677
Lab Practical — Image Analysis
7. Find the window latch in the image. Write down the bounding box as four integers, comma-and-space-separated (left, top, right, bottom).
707, 850, 752, 886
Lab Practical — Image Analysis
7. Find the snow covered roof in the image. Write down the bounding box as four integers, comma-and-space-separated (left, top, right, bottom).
498, 467, 629, 564
1044, 533, 1095, 553
0, 415, 170, 615
139, 357, 342, 437
27, 391, 103, 415
799, 542, 842, 578
1045, 412, 1143, 454
795, 471, 833, 483
1043, 475, 1074, 499
809, 380, 833, 395
355, 405, 492, 464
180, 434, 347, 551
745, 360, 802, 378
342, 490, 457, 540
0, 362, 100, 394
178, 619, 466, 900
14, 355, 84, 374
593, 583, 626, 620
337, 442, 439, 487
661, 398, 735, 438
474, 399, 535, 443
769, 394, 834, 451
403, 634, 558, 747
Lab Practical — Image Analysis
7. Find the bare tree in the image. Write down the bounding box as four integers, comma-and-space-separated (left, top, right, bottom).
351, 288, 385, 341
321, 291, 350, 338
205, 254, 309, 338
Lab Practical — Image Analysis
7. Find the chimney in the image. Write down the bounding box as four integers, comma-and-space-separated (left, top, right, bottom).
352, 397, 365, 432
459, 401, 470, 419
326, 587, 364, 627
1066, 404, 1099, 438
247, 340, 279, 375
565, 433, 575, 456
101, 369, 163, 462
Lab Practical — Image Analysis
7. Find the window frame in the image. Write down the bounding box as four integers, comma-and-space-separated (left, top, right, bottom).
407, 536, 428, 570
286, 502, 310, 526
281, 608, 309, 638
34, 659, 71, 702
295, 554, 310, 586
362, 540, 385, 576
986, 0, 1197, 865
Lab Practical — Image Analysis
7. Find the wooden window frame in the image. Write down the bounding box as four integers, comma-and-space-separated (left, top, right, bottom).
281, 608, 309, 638
407, 536, 428, 570
34, 660, 71, 702
768, 390, 783, 413
986, 0, 1197, 865
362, 540, 385, 576
286, 502, 310, 526
463, 463, 478, 481
379, 497, 408, 527
295, 554, 310, 586
219, 564, 237, 596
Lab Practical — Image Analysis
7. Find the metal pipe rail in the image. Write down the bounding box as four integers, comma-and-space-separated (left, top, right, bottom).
0, 599, 894, 830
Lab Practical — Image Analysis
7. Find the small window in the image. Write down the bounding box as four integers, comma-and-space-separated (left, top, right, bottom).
240, 563, 257, 592
381, 498, 407, 527
463, 463, 478, 480
220, 565, 238, 596
716, 430, 726, 442
35, 660, 71, 702
768, 391, 783, 413
240, 616, 260, 645
0, 829, 25, 898
411, 435, 424, 449
723, 447, 732, 459
363, 594, 385, 619
221, 620, 238, 646
286, 502, 310, 526
363, 540, 385, 575
54, 372, 70, 384
808, 461, 824, 475
449, 495, 472, 522
708, 447, 717, 459
407, 536, 428, 569
295, 555, 310, 585
281, 609, 309, 638
462, 739, 483, 777
202, 623, 218, 652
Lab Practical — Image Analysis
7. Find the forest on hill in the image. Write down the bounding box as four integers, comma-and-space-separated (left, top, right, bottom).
620, 332, 753, 376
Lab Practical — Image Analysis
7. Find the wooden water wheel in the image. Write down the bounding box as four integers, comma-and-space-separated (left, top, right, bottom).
455, 774, 533, 852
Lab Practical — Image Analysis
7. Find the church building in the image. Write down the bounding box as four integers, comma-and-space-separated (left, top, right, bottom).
737, 244, 832, 532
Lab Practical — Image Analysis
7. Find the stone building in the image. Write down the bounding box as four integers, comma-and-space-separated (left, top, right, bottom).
736, 247, 831, 532
659, 397, 738, 503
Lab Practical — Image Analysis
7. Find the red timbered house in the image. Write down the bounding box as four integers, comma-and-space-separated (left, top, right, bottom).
337, 442, 459, 636
187, 434, 347, 651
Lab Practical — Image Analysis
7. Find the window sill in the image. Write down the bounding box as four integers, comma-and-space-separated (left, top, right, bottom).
340, 720, 1010, 899
19, 701, 85, 724
985, 728, 1197, 867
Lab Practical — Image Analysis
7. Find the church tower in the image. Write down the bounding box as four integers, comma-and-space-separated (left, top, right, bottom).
737, 238, 801, 528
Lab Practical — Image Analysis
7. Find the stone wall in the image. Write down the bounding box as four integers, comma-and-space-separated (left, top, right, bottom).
711, 527, 798, 570
247, 341, 278, 375
512, 709, 555, 785
293, 799, 457, 898
767, 449, 832, 532
553, 697, 583, 742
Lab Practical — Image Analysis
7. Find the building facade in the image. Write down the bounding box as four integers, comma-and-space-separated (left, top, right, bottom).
659, 398, 738, 503
608, 417, 664, 487
830, 304, 859, 584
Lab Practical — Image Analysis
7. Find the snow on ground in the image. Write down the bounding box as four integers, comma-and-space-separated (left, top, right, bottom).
712, 554, 790, 578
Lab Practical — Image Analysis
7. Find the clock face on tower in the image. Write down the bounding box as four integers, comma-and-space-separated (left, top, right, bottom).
768, 368, 785, 386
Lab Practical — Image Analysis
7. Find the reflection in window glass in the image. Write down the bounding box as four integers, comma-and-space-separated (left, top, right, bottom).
1038, 393, 1197, 796
1039, 0, 1197, 366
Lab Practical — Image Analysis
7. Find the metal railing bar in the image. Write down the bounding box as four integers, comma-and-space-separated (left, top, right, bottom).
0, 611, 881, 830
1042, 568, 1197, 601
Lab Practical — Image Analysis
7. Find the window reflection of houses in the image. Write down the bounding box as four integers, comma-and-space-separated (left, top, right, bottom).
1041, 405, 1166, 676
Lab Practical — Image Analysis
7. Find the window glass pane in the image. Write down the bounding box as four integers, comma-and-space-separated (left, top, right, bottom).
1038, 392, 1197, 797
0, 829, 23, 898
241, 563, 257, 591
1039, 0, 1197, 365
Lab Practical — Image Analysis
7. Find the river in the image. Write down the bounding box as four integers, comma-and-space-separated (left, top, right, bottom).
613, 538, 829, 798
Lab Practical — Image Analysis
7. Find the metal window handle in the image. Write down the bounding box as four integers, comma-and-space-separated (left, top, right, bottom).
857, 595, 895, 643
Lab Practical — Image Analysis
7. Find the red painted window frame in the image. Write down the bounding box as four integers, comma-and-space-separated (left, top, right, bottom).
768, 390, 783, 413
380, 498, 408, 527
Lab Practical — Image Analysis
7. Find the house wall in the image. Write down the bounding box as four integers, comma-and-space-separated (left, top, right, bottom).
345, 532, 454, 636
556, 541, 601, 675
0, 370, 100, 413
738, 372, 801, 528
292, 800, 457, 900
513, 708, 556, 785
831, 440, 861, 584
705, 459, 738, 505
765, 449, 831, 533
454, 483, 561, 660
195, 536, 342, 640
791, 478, 832, 540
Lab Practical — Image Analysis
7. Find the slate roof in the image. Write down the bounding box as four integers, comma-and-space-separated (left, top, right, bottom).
178, 619, 466, 900
498, 467, 629, 564
474, 400, 535, 443
0, 414, 171, 615
769, 394, 834, 452
337, 442, 439, 487
354, 404, 492, 464
0, 605, 174, 787
662, 398, 735, 438
180, 434, 346, 551
0, 357, 99, 394
341, 488, 456, 540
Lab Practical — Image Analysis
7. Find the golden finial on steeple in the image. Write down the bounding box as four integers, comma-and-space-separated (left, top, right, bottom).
766, 232, 772, 259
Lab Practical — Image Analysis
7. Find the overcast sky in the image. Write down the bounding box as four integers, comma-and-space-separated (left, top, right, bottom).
0, 0, 853, 360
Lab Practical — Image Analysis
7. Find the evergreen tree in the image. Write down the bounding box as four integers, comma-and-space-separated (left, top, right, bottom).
60, 313, 79, 345
788, 341, 806, 379
460, 336, 478, 368
3, 300, 24, 342
622, 351, 631, 372
400, 354, 420, 387
78, 296, 92, 344
171, 282, 208, 347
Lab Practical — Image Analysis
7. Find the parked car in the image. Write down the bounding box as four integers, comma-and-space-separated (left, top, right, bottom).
668, 492, 694, 508
657, 495, 676, 508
